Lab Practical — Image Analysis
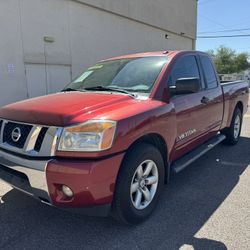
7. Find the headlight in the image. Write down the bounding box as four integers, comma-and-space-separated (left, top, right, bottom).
58, 120, 116, 152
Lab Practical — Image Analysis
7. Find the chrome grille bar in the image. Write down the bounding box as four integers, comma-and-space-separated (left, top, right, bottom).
24, 126, 42, 152
0, 119, 62, 157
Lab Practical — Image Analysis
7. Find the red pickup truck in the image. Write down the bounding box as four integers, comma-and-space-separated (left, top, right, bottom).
0, 51, 248, 224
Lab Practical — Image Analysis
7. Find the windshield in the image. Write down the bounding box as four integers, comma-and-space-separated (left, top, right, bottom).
65, 57, 168, 94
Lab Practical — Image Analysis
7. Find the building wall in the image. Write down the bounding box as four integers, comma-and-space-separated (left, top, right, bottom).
77, 0, 197, 39
0, 0, 197, 106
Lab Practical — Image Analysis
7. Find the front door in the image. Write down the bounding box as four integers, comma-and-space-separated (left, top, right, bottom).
168, 55, 213, 160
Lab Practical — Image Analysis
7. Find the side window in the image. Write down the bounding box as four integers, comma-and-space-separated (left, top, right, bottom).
200, 56, 218, 89
168, 55, 200, 86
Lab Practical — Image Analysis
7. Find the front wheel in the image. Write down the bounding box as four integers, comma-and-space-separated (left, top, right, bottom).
221, 107, 242, 145
112, 143, 165, 225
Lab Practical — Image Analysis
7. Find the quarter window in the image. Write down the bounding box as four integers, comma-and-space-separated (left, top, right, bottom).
200, 56, 218, 89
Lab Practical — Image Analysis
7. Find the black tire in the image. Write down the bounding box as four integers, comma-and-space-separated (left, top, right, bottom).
221, 107, 242, 145
112, 143, 165, 225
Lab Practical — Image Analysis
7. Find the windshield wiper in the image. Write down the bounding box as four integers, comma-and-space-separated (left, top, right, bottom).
84, 86, 137, 97
61, 87, 78, 92
61, 87, 85, 92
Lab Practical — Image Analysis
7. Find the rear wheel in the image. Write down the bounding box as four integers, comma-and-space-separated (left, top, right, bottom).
112, 143, 165, 225
222, 107, 242, 145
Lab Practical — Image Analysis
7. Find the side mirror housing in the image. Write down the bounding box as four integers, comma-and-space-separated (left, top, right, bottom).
169, 77, 200, 95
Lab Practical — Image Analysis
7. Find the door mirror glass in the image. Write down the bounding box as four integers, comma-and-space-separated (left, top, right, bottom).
169, 77, 200, 95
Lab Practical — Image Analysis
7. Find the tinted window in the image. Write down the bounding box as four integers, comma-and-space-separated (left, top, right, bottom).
169, 56, 200, 86
200, 56, 218, 89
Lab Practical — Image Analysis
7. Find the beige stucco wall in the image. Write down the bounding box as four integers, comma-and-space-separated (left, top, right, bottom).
77, 0, 197, 39
0, 0, 197, 106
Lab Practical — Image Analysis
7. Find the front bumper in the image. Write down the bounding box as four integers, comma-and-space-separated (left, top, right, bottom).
0, 149, 125, 215
0, 150, 50, 203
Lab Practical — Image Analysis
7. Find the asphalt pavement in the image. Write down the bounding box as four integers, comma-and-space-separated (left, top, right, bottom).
0, 102, 250, 250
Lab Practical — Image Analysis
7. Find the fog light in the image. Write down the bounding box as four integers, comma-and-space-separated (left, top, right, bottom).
62, 185, 74, 198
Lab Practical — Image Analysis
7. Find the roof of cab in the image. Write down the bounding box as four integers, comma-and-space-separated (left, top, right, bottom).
101, 51, 181, 61
100, 50, 208, 63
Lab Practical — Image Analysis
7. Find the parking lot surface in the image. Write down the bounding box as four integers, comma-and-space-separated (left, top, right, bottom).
0, 103, 250, 250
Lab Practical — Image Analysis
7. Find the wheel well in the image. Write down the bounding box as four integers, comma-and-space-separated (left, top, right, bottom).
222, 101, 244, 134
127, 133, 169, 183
236, 101, 243, 114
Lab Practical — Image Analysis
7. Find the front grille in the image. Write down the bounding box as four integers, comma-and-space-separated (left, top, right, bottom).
0, 119, 60, 157
3, 122, 32, 149
34, 127, 48, 152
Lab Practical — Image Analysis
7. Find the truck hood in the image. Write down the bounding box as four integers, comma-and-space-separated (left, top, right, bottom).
0, 92, 142, 126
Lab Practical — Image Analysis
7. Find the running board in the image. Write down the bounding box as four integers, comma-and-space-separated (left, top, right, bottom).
172, 134, 226, 174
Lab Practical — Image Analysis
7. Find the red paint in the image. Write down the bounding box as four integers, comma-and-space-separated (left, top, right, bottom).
0, 51, 249, 208
46, 153, 125, 207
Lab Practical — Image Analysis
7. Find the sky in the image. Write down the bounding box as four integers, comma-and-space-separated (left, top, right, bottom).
197, 0, 250, 54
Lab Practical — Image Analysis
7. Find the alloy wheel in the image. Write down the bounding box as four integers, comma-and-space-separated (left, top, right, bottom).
130, 160, 159, 210
234, 114, 241, 139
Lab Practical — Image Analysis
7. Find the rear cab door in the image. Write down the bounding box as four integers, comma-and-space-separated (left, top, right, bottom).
198, 54, 224, 135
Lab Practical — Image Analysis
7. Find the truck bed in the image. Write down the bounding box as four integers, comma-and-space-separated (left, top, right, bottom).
221, 80, 249, 129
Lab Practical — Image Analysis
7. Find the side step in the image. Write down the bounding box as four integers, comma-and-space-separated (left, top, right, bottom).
172, 134, 226, 174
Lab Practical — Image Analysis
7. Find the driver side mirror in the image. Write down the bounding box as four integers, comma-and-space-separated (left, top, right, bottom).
169, 77, 200, 95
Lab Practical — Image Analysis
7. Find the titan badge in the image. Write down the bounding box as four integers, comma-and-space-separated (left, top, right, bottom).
177, 129, 197, 142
